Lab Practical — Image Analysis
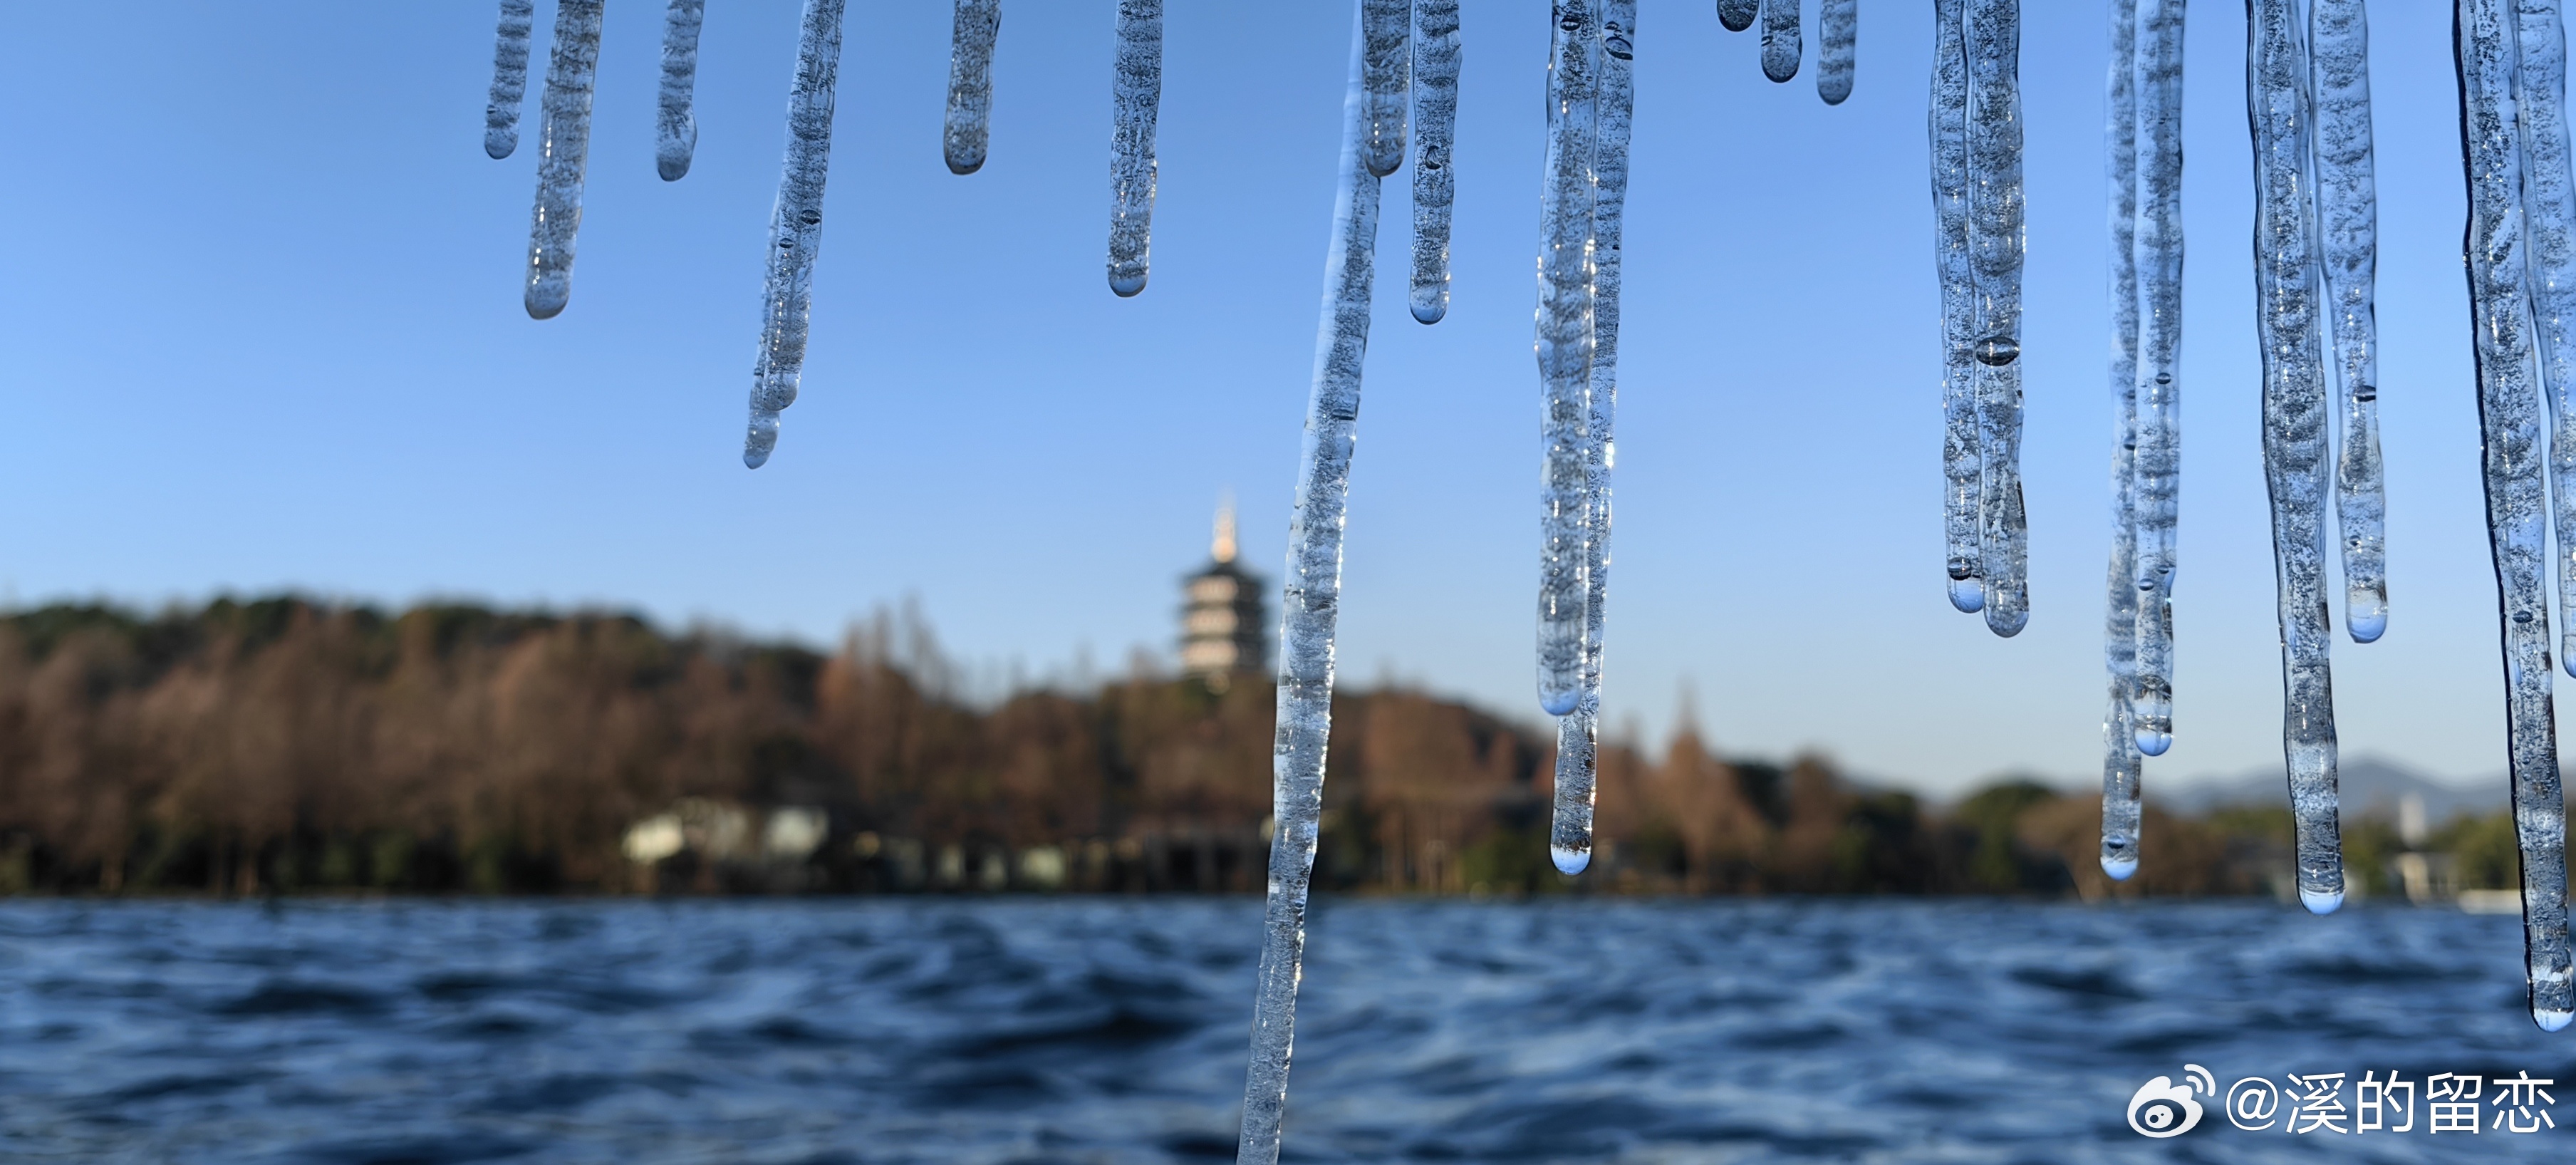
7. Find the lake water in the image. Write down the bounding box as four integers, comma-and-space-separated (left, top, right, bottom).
0, 898, 2568, 1162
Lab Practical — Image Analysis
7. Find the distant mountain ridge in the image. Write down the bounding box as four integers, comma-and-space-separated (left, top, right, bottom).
2155, 755, 2506, 822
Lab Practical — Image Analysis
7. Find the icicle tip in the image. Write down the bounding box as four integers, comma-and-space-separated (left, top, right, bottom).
2099, 854, 2138, 881
1549, 844, 1591, 875
2536, 1007, 2574, 1033
2297, 886, 2343, 916
2133, 728, 2171, 757
1109, 271, 1148, 297
1947, 577, 1985, 613
2348, 609, 2384, 643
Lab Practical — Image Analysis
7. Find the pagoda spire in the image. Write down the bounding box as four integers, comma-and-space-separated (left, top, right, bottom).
1212, 494, 1238, 564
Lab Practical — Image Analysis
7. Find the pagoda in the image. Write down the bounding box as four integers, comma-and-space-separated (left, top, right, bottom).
1180, 499, 1270, 690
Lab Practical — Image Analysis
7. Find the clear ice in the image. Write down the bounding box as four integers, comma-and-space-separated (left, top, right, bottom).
1237, 7, 1384, 1159
1967, 0, 2028, 637
1534, 0, 1601, 719
1362, 0, 1410, 180
655, 0, 707, 182
523, 0, 606, 321
742, 0, 848, 470
1108, 0, 1163, 297
2129, 0, 2186, 757
1553, 0, 1635, 879
1408, 0, 1462, 324
1718, 0, 1757, 36
2311, 0, 2386, 643
1817, 0, 1856, 106
1760, 0, 1800, 83
945, 0, 1001, 175
2101, 0, 2142, 882
484, 0, 534, 160
1931, 0, 1984, 615
2456, 0, 2575, 1030
2249, 0, 2343, 915
2518, 0, 2576, 675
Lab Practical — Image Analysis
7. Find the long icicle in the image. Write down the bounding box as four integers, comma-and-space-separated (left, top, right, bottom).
1552, 0, 1634, 878
1760, 0, 1801, 83
1361, 0, 1411, 179
2130, 0, 2186, 757
1535, 0, 1602, 719
655, 0, 707, 181
2456, 0, 2575, 1031
1967, 0, 2028, 636
484, 0, 535, 160
742, 0, 849, 469
2250, 0, 2344, 914
945, 0, 1001, 175
1817, 0, 1857, 105
2101, 0, 2144, 881
523, 0, 606, 321
1235, 6, 1384, 1159
1931, 0, 1983, 613
2312, 0, 2385, 643
1409, 0, 1463, 323
2517, 0, 2576, 673
1719, 0, 1757, 35
1108, 0, 1164, 296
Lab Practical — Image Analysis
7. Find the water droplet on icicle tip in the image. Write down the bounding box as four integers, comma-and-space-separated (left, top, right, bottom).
1109, 269, 1148, 297
744, 411, 779, 469
2133, 726, 2170, 757
526, 277, 570, 320
2538, 1008, 2575, 1033
2347, 606, 2385, 643
2100, 854, 2139, 881
1550, 844, 1591, 875
1974, 336, 2020, 366
2298, 886, 2344, 916
1948, 576, 1985, 613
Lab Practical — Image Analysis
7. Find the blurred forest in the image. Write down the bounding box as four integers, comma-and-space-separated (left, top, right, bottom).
0, 596, 2525, 899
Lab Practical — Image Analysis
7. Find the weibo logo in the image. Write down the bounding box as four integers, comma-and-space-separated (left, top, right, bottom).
2126, 1064, 2217, 1138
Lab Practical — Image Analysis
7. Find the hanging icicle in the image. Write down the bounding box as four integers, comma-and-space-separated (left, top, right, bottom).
1967, 0, 2027, 636
484, 0, 535, 160
2249, 0, 2343, 914
945, 0, 1002, 175
1361, 0, 1411, 179
742, 0, 848, 469
656, 0, 707, 181
1552, 0, 1635, 879
1760, 0, 1800, 83
2130, 0, 2186, 757
2101, 0, 2143, 882
2312, 0, 2384, 643
1931, 0, 1983, 614
1718, 0, 1757, 36
523, 0, 606, 320
1817, 0, 1857, 105
2456, 0, 2575, 1032
2521, 0, 2576, 678
1108, 0, 1164, 296
1235, 6, 1384, 1160
1534, 0, 1601, 720
1409, 0, 1463, 324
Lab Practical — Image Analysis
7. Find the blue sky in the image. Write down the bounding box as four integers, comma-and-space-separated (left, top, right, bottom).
0, 1, 2537, 794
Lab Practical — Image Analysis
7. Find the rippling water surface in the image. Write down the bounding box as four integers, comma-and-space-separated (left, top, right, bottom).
1, 898, 2570, 1162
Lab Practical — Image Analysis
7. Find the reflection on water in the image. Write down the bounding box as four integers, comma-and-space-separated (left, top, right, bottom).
0, 899, 2568, 1162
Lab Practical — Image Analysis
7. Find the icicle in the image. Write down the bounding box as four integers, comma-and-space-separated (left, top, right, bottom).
742, 0, 848, 469
1967, 0, 2027, 636
2312, 0, 2384, 643
1760, 0, 1800, 83
523, 0, 606, 321
1108, 0, 1163, 297
2250, 0, 2344, 915
1817, 0, 1857, 105
2518, 0, 2576, 673
2101, 0, 2143, 882
1552, 0, 1634, 878
1534, 0, 1601, 718
2456, 0, 2574, 1031
655, 0, 707, 181
945, 0, 1002, 175
1718, 0, 1757, 36
1408, 0, 1462, 324
1931, 0, 1983, 614
2130, 0, 2186, 757
1236, 7, 1383, 1160
1362, 0, 1410, 179
484, 0, 535, 160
